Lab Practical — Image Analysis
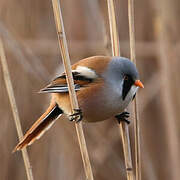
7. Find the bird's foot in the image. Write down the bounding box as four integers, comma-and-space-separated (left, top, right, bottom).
69, 109, 83, 123
115, 111, 130, 124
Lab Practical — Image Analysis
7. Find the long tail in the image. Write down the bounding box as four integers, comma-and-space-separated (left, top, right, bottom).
13, 101, 63, 152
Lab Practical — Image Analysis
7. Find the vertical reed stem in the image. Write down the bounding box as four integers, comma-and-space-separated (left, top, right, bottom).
0, 39, 34, 180
107, 0, 120, 56
51, 1, 94, 180
107, 0, 134, 180
128, 0, 141, 179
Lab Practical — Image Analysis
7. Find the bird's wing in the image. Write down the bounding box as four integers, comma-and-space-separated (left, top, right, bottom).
13, 101, 63, 152
39, 67, 98, 93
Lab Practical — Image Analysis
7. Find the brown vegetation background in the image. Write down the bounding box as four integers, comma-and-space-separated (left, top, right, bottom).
0, 0, 180, 179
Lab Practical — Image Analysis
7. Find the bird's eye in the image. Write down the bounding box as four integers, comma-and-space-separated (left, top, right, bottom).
124, 75, 129, 81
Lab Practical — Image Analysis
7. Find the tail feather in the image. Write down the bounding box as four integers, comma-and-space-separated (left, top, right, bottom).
13, 102, 63, 152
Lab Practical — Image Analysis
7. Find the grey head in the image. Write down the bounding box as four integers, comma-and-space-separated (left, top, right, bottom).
107, 57, 139, 80
103, 57, 139, 100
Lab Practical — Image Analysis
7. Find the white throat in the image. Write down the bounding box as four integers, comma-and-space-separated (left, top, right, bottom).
125, 85, 138, 102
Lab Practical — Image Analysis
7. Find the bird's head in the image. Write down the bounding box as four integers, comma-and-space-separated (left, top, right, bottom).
105, 57, 144, 100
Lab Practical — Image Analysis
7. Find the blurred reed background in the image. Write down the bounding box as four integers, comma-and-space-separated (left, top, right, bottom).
0, 0, 180, 179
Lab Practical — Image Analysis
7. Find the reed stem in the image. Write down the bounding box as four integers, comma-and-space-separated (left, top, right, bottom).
0, 39, 34, 180
51, 1, 94, 180
128, 0, 141, 179
107, 0, 134, 180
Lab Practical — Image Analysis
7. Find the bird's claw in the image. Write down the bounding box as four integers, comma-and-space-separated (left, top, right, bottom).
69, 109, 83, 123
115, 111, 130, 124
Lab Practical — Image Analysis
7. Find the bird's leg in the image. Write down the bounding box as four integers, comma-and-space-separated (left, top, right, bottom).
69, 109, 83, 122
115, 111, 130, 124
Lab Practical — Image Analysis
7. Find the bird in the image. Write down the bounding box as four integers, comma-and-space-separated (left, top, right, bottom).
13, 56, 144, 152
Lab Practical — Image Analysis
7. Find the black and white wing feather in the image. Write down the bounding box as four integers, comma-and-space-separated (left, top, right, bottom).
39, 67, 98, 94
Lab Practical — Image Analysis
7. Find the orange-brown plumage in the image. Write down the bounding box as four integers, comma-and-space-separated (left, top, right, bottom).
14, 56, 111, 151
71, 56, 111, 74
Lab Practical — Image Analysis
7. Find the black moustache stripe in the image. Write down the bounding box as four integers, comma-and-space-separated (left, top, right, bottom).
122, 77, 134, 100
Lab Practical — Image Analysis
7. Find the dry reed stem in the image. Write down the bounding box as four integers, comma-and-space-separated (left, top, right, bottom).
51, 1, 94, 180
128, 0, 141, 179
107, 0, 120, 56
107, 0, 134, 180
0, 39, 34, 180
